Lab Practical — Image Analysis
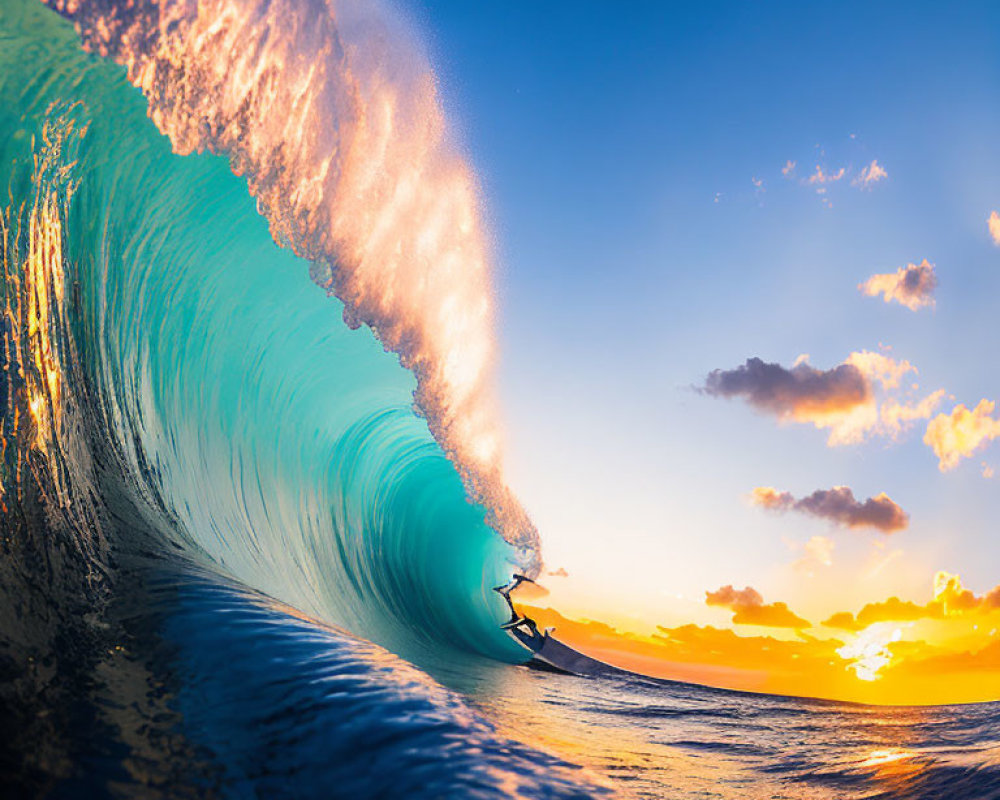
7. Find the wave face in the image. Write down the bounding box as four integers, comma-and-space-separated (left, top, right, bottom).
1, 0, 535, 659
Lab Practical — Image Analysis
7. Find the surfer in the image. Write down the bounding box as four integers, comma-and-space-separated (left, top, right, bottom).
493, 574, 542, 640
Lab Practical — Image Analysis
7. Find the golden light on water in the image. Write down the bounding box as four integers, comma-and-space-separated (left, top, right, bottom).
24, 191, 66, 452
860, 748, 916, 767
1, 109, 81, 507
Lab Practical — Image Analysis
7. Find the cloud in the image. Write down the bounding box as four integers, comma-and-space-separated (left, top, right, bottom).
822, 611, 862, 631
859, 259, 937, 311
858, 597, 942, 625
823, 571, 1000, 632
924, 399, 1000, 470
705, 585, 811, 628
751, 485, 908, 533
702, 357, 870, 418
701, 351, 941, 446
706, 585, 762, 607
843, 350, 913, 390
779, 153, 887, 207
933, 571, 980, 612
989, 210, 1000, 245
803, 535, 834, 567
548, 567, 569, 578
823, 599, 938, 631
807, 165, 846, 185
788, 534, 835, 574
880, 389, 947, 438
852, 159, 888, 188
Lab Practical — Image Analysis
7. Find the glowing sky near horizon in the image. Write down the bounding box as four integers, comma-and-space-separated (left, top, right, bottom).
410, 0, 1000, 699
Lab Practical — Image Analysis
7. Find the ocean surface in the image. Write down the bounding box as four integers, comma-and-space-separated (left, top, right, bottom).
1, 1, 999, 798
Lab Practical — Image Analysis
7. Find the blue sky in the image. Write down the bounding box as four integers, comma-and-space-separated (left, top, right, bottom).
409, 1, 1000, 628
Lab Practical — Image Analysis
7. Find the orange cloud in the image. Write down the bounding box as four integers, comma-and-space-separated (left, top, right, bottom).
852, 159, 888, 188
858, 596, 943, 625
705, 585, 811, 628
924, 399, 1000, 470
859, 259, 936, 311
932, 570, 1000, 612
989, 210, 1000, 245
822, 611, 862, 631
751, 485, 908, 533
823, 598, 940, 630
823, 572, 1000, 632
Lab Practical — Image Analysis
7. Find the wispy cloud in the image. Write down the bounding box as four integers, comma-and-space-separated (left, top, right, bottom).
778, 149, 888, 207
804, 534, 834, 566
859, 259, 937, 311
789, 534, 836, 574
807, 165, 846, 185
852, 159, 888, 188
705, 585, 811, 628
880, 390, 947, 438
751, 486, 908, 533
924, 399, 1000, 470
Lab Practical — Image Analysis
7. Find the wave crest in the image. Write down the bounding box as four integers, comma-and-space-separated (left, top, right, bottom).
45, 0, 539, 570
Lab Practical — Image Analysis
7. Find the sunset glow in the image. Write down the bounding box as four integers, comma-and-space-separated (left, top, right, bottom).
515, 567, 1000, 705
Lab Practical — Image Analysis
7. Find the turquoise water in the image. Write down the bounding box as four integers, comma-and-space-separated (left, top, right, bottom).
1, 0, 525, 664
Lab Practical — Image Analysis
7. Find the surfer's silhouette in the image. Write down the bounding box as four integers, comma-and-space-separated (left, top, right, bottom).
493, 574, 541, 638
